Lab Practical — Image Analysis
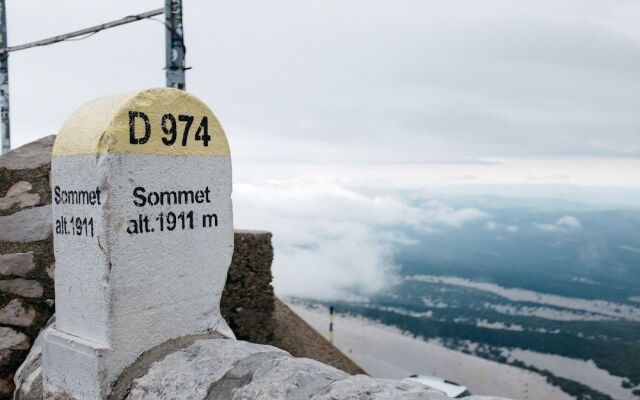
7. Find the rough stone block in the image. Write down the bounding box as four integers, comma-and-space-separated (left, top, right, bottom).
0, 252, 35, 278
0, 182, 40, 211
0, 279, 43, 299
0, 327, 30, 350
0, 299, 37, 327
0, 137, 55, 171
0, 206, 52, 243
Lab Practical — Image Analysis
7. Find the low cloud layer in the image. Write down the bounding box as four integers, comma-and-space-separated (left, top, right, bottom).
233, 179, 487, 300
535, 215, 582, 232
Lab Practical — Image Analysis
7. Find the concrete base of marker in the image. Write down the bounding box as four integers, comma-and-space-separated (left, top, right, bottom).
43, 328, 108, 399
43, 323, 235, 399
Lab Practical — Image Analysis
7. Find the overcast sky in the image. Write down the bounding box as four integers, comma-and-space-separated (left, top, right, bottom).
9, 1, 640, 299
8, 0, 640, 167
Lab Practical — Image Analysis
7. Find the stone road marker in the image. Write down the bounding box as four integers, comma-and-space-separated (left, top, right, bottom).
43, 88, 234, 399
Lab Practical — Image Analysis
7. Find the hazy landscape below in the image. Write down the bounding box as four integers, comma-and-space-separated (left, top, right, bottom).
234, 171, 640, 400
291, 303, 573, 400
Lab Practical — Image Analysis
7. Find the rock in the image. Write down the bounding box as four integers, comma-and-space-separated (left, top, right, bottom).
0, 205, 52, 243
46, 264, 54, 280
0, 349, 12, 368
0, 348, 10, 360
315, 374, 448, 399
0, 375, 14, 400
6, 182, 33, 198
13, 317, 51, 400
0, 136, 55, 171
0, 279, 44, 298
118, 340, 490, 400
14, 367, 41, 400
0, 299, 37, 327
0, 252, 35, 277
0, 327, 30, 350
207, 353, 349, 400
0, 181, 40, 211
122, 338, 288, 400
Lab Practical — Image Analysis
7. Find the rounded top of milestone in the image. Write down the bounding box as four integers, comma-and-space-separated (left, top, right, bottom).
53, 87, 230, 157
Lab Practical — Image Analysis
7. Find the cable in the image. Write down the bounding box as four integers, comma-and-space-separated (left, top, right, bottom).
1, 8, 164, 55
58, 31, 99, 42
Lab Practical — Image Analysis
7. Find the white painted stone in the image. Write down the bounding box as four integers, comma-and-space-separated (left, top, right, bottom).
0, 252, 35, 277
0, 205, 52, 242
43, 88, 234, 399
0, 326, 30, 350
0, 299, 37, 326
0, 278, 43, 298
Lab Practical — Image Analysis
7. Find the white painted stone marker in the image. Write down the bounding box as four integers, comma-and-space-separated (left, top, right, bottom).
43, 88, 234, 399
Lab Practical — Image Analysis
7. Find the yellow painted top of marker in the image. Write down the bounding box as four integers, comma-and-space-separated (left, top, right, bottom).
53, 88, 230, 157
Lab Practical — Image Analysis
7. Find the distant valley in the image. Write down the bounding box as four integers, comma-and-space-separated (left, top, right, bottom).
297, 196, 640, 400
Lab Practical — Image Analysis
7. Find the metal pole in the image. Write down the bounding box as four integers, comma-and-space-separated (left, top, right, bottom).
0, 0, 9, 153
329, 306, 334, 343
165, 0, 185, 90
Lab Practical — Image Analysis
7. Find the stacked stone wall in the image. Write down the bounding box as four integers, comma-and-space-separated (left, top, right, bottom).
221, 230, 275, 344
0, 137, 56, 398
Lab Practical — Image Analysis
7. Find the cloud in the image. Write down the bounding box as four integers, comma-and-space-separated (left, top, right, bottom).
534, 223, 561, 232
233, 179, 487, 300
620, 245, 640, 254
485, 221, 522, 233
534, 215, 582, 232
421, 201, 489, 228
556, 215, 582, 229
273, 225, 399, 301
